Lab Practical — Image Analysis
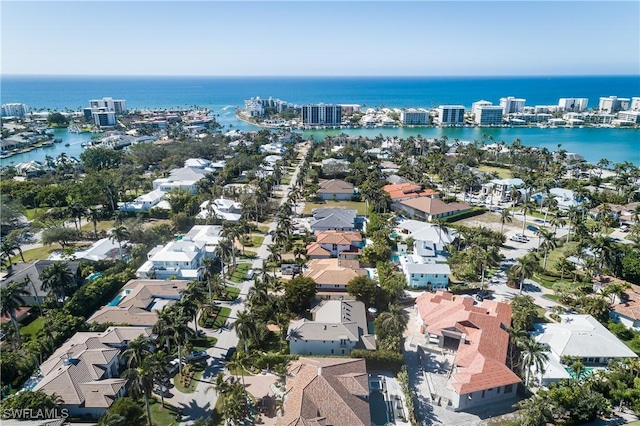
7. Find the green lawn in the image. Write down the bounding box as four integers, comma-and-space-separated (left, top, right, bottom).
478, 165, 513, 179
219, 286, 240, 301
303, 200, 367, 216
230, 263, 252, 283
23, 208, 48, 221
256, 225, 270, 234
189, 336, 218, 351
81, 219, 115, 233
21, 316, 45, 339
281, 177, 291, 185
200, 306, 231, 329
149, 399, 181, 426
173, 369, 204, 394
247, 234, 264, 248
10, 242, 93, 264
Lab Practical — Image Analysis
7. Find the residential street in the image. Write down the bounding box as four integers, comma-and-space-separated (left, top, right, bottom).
177, 145, 307, 424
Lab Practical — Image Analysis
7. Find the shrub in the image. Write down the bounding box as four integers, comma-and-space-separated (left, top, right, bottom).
350, 349, 404, 374
254, 352, 299, 370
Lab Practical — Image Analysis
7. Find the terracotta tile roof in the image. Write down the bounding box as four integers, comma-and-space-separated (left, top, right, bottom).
277, 357, 370, 426
610, 283, 640, 321
383, 183, 439, 200
303, 259, 367, 286
306, 242, 332, 258
314, 231, 362, 246
416, 291, 520, 395
318, 179, 355, 194
399, 197, 471, 216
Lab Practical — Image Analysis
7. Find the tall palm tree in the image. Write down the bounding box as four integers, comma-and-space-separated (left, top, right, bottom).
183, 281, 207, 334
520, 201, 536, 235
0, 280, 29, 348
214, 238, 233, 278
232, 310, 257, 352
206, 373, 229, 416
500, 209, 512, 234
536, 227, 557, 270
512, 253, 539, 293
87, 207, 102, 239
40, 261, 75, 307
123, 358, 159, 426
0, 241, 17, 269
109, 225, 130, 259
123, 336, 154, 369
519, 337, 549, 388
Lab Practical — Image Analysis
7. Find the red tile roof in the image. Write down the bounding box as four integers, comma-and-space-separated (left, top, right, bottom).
382, 183, 439, 200
399, 197, 471, 216
416, 291, 520, 394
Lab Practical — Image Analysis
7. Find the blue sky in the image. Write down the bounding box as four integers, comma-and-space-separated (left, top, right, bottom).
2, 1, 639, 76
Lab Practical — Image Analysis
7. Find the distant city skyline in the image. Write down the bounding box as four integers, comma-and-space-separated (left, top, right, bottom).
2, 1, 639, 76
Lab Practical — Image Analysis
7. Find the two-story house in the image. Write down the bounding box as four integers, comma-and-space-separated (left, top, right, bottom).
306, 230, 364, 259
287, 300, 375, 356
317, 179, 356, 201
310, 208, 364, 232
136, 239, 205, 280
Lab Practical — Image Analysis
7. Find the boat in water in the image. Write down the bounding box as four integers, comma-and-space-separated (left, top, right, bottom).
54, 138, 63, 143
64, 143, 70, 147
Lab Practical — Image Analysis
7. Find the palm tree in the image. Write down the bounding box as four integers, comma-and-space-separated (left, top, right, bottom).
40, 261, 75, 307
109, 225, 130, 259
500, 209, 512, 234
520, 337, 549, 388
377, 304, 409, 336
123, 358, 159, 426
555, 256, 575, 282
536, 227, 557, 270
0, 240, 17, 269
214, 238, 233, 277
183, 281, 207, 334
206, 373, 229, 416
123, 336, 154, 369
520, 201, 536, 235
602, 282, 631, 305
87, 207, 102, 239
0, 280, 29, 348
512, 253, 539, 293
232, 310, 257, 352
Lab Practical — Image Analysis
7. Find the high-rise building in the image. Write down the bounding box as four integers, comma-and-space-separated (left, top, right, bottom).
558, 98, 588, 112
499, 97, 526, 114
599, 96, 630, 113
301, 104, 342, 126
1, 103, 29, 117
435, 105, 465, 125
472, 101, 504, 126
89, 97, 127, 114
630, 97, 640, 112
92, 110, 116, 127
400, 108, 430, 125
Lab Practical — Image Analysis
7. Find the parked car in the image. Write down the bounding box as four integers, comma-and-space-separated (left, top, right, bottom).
183, 350, 209, 362
527, 225, 539, 232
620, 225, 630, 232
224, 346, 237, 361
165, 358, 182, 376
154, 384, 170, 396
245, 269, 255, 280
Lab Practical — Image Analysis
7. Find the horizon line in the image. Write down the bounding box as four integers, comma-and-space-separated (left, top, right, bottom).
2, 73, 638, 79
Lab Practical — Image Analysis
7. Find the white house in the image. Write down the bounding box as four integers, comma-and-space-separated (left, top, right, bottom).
287, 300, 375, 356
531, 314, 638, 386
152, 167, 207, 194
481, 178, 525, 202
399, 255, 450, 289
532, 187, 588, 210
119, 188, 166, 212
196, 198, 242, 222
136, 239, 205, 280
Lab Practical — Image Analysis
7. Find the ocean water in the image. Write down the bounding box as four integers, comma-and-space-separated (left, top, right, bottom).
1, 75, 639, 165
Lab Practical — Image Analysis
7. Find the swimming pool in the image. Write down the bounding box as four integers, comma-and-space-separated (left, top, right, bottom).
370, 379, 381, 391
391, 255, 400, 262
369, 391, 388, 425
107, 289, 131, 307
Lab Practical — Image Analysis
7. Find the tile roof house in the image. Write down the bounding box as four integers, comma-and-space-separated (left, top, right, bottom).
306, 230, 363, 260
415, 291, 520, 411
33, 326, 153, 419
303, 259, 367, 297
394, 197, 472, 222
532, 314, 638, 386
310, 208, 363, 232
287, 300, 375, 356
608, 282, 640, 331
277, 357, 371, 426
317, 179, 356, 201
0, 260, 81, 306
87, 279, 189, 326
382, 183, 439, 202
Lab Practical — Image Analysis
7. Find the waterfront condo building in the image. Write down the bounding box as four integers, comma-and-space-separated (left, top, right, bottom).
599, 96, 630, 113
435, 105, 465, 125
400, 108, 430, 125
92, 110, 117, 127
558, 97, 589, 112
89, 97, 127, 114
499, 96, 526, 114
630, 97, 640, 112
472, 101, 504, 126
1, 103, 29, 117
302, 103, 342, 126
